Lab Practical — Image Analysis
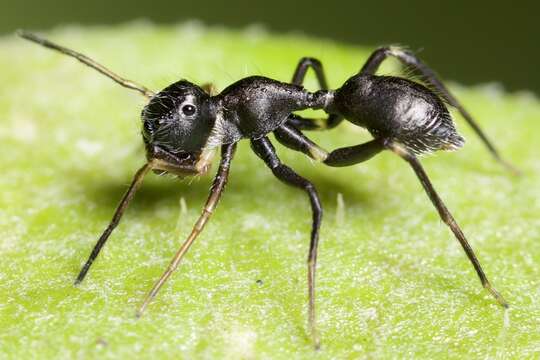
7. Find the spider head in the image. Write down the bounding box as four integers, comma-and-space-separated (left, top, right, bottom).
141, 80, 216, 176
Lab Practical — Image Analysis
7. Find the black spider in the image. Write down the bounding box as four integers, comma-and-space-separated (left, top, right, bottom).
19, 31, 515, 349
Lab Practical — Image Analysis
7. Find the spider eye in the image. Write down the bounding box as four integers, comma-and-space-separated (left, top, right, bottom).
181, 104, 196, 116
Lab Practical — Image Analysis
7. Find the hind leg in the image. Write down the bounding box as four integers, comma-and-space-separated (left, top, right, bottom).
274, 124, 508, 308
387, 142, 508, 307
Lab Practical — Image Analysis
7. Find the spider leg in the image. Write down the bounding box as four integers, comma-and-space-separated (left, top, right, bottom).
274, 123, 328, 161
76, 152, 206, 284
75, 162, 154, 284
360, 46, 518, 174
387, 142, 508, 308
251, 136, 323, 349
287, 57, 343, 130
274, 124, 508, 308
287, 113, 343, 131
292, 57, 329, 89
274, 123, 384, 166
18, 31, 155, 99
137, 143, 236, 317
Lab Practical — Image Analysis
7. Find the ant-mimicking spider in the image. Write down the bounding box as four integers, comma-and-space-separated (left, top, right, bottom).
19, 30, 515, 348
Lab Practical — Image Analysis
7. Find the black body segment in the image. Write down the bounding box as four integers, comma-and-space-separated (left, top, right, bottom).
361, 46, 518, 173
216, 76, 329, 141
19, 32, 514, 350
332, 74, 464, 154
142, 80, 215, 154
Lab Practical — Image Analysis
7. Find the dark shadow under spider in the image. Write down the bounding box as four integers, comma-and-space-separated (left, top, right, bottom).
19, 31, 516, 349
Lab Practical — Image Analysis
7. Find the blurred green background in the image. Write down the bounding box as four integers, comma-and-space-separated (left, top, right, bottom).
4, 0, 540, 93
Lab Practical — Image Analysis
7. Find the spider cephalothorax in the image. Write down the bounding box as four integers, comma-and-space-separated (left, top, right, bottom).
142, 80, 215, 166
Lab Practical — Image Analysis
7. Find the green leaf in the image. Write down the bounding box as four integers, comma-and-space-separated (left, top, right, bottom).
1, 22, 539, 359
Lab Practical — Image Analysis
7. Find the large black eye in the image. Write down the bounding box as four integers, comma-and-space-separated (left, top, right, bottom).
181, 104, 196, 116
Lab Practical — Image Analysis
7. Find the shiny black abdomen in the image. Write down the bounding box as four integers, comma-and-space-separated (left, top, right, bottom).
333, 74, 464, 153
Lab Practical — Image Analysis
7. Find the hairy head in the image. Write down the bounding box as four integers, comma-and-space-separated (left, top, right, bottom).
142, 80, 216, 152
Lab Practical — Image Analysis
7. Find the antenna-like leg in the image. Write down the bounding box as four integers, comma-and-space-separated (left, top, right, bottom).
75, 162, 154, 284
17, 30, 155, 99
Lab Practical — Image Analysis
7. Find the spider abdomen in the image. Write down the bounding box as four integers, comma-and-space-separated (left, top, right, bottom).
333, 74, 464, 154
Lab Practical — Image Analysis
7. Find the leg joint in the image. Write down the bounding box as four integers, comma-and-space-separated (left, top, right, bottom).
300, 57, 322, 67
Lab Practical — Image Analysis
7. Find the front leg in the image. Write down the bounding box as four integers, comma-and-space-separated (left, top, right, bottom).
75, 162, 154, 284
251, 136, 323, 349
76, 144, 218, 284
137, 143, 237, 317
